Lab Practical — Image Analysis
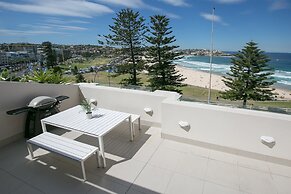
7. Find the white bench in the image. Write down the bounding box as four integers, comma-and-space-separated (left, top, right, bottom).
27, 132, 100, 181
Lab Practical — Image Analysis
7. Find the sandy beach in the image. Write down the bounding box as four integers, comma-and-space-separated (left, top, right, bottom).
176, 66, 291, 100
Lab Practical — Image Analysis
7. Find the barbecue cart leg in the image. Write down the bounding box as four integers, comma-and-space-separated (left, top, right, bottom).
41, 121, 47, 132
27, 143, 34, 159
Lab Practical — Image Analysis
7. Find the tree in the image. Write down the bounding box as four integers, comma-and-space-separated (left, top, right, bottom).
63, 49, 72, 61
105, 8, 147, 86
23, 69, 67, 84
42, 41, 56, 68
75, 73, 86, 83
72, 66, 86, 83
71, 66, 79, 75
146, 15, 185, 93
0, 68, 20, 81
221, 41, 276, 107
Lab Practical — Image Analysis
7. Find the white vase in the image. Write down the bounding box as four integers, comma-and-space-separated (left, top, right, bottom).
86, 112, 92, 119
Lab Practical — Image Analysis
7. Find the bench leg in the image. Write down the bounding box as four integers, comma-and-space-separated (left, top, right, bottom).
81, 161, 86, 181
27, 143, 34, 159
138, 117, 141, 130
96, 151, 101, 168
132, 122, 135, 137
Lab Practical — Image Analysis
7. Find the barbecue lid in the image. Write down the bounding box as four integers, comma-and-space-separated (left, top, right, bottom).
28, 96, 57, 108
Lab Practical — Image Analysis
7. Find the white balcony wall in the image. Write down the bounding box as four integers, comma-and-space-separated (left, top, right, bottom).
161, 99, 291, 163
2, 81, 291, 163
0, 82, 80, 146
79, 84, 180, 126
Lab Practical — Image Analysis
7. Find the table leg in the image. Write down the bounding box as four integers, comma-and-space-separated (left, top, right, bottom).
81, 161, 86, 181
98, 136, 106, 168
129, 116, 133, 141
132, 121, 135, 137
41, 121, 47, 132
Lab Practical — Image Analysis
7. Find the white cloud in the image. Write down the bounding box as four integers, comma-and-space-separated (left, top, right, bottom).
200, 13, 228, 26
45, 17, 90, 24
165, 12, 181, 19
19, 22, 88, 32
16, 19, 88, 39
0, 0, 113, 18
213, 0, 244, 4
96, 0, 145, 8
96, 0, 182, 19
270, 0, 289, 11
0, 0, 182, 21
0, 28, 67, 36
159, 0, 189, 7
46, 24, 88, 31
97, 0, 161, 12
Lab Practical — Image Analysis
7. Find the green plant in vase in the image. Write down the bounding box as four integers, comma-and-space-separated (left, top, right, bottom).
80, 99, 93, 119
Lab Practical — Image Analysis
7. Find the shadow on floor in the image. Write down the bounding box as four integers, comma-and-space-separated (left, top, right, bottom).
0, 122, 161, 194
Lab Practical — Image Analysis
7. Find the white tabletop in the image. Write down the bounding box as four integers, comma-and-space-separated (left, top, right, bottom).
41, 105, 131, 137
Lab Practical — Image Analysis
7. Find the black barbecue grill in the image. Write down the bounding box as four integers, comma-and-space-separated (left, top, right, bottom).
7, 95, 69, 138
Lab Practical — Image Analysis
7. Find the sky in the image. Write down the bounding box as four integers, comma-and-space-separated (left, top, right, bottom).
0, 0, 291, 53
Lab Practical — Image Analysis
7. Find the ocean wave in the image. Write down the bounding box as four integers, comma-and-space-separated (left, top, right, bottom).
174, 58, 291, 88
272, 74, 291, 80
277, 80, 291, 86
200, 68, 211, 71
273, 71, 291, 80
275, 70, 291, 75
175, 60, 230, 72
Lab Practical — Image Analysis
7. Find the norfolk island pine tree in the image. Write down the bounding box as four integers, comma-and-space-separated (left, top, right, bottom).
146, 15, 186, 93
221, 41, 276, 107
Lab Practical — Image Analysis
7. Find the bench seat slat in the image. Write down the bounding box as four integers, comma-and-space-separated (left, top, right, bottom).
31, 132, 96, 154
27, 132, 98, 161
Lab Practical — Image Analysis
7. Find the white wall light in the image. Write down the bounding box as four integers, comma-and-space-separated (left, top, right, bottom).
144, 107, 153, 116
260, 136, 276, 148
179, 121, 190, 132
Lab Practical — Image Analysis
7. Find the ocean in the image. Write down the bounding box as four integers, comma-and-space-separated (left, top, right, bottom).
174, 53, 291, 90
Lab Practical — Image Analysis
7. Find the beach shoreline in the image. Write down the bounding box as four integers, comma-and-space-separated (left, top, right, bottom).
176, 65, 291, 100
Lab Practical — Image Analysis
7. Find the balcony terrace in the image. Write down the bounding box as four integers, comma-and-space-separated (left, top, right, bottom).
1, 81, 291, 194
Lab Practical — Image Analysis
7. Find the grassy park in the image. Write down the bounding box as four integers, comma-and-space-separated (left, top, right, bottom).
60, 57, 112, 69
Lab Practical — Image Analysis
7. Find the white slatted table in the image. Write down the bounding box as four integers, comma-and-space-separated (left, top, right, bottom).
41, 105, 132, 167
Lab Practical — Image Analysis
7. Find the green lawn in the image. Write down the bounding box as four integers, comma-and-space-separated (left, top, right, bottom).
181, 85, 291, 108
181, 85, 221, 102
84, 71, 149, 87
251, 101, 291, 108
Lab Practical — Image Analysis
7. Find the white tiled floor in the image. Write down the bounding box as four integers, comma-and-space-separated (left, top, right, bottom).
174, 153, 208, 179
206, 159, 240, 190
238, 166, 277, 194
165, 173, 204, 194
132, 164, 173, 193
203, 182, 241, 194
1, 123, 291, 194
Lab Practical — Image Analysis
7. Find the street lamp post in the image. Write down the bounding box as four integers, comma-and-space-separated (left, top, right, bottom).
207, 7, 215, 104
